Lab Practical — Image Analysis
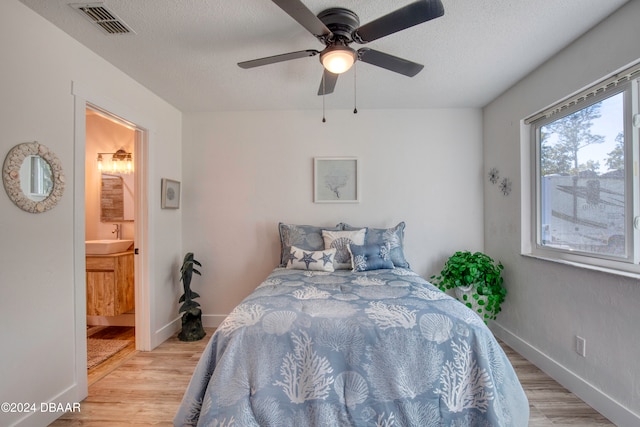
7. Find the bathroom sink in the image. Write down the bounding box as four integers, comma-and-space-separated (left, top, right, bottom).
85, 239, 134, 255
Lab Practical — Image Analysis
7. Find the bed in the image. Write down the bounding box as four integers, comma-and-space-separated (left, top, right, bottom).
174, 223, 529, 426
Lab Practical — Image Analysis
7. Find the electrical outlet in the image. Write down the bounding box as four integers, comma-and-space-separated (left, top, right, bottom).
576, 336, 586, 357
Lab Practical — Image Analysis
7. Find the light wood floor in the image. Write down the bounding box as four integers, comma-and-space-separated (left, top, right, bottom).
501, 343, 613, 426
51, 328, 613, 426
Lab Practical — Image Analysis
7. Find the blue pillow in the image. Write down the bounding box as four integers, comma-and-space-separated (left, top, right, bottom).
348, 243, 394, 272
339, 222, 410, 268
278, 223, 341, 267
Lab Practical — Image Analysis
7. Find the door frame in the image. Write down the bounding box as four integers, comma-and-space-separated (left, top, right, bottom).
72, 81, 151, 399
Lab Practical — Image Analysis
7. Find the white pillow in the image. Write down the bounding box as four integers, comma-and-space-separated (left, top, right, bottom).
322, 228, 367, 269
286, 246, 336, 272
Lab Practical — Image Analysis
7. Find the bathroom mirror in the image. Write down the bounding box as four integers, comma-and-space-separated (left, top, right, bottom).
2, 141, 65, 213
101, 173, 134, 222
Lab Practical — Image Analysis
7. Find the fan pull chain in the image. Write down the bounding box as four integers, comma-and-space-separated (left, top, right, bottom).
322, 72, 326, 123
353, 62, 358, 114
322, 93, 326, 123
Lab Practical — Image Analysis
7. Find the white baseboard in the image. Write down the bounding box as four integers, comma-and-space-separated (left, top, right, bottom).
151, 313, 224, 349
12, 382, 82, 427
152, 317, 181, 349
147, 314, 224, 350
202, 314, 226, 328
491, 323, 640, 427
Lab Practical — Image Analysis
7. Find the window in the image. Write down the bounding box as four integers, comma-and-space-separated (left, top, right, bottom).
528, 66, 640, 275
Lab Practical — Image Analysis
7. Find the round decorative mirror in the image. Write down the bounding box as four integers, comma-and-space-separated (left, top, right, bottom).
2, 141, 65, 213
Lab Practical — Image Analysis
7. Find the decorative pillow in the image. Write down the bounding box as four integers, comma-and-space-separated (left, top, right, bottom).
286, 246, 336, 272
322, 228, 367, 269
348, 243, 394, 272
338, 222, 410, 268
278, 223, 341, 267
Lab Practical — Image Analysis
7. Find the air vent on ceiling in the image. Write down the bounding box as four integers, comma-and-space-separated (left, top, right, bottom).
69, 3, 134, 35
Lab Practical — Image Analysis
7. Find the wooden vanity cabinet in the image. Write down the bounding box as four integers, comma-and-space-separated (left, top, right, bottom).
86, 251, 134, 316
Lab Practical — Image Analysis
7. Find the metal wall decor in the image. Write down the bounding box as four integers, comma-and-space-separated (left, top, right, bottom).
488, 168, 500, 185
488, 167, 511, 196
499, 178, 512, 196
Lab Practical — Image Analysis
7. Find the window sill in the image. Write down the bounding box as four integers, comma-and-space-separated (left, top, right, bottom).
522, 253, 640, 280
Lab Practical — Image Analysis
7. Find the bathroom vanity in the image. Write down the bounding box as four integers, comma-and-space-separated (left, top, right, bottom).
86, 251, 134, 316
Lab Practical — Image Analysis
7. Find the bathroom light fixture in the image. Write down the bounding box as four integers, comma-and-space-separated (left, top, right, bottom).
320, 44, 357, 74
97, 149, 133, 174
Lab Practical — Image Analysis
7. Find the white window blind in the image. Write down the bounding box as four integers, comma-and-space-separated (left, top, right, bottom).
525, 62, 640, 125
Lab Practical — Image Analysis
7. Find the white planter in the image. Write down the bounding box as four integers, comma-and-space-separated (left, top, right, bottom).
455, 284, 489, 319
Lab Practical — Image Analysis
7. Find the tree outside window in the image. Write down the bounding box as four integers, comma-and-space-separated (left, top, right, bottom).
538, 91, 626, 257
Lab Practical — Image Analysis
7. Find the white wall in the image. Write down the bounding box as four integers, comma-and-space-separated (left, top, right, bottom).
182, 108, 484, 324
0, 1, 182, 426
484, 1, 640, 425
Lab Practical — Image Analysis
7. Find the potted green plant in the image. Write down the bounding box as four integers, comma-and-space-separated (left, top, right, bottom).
430, 251, 506, 323
178, 252, 206, 341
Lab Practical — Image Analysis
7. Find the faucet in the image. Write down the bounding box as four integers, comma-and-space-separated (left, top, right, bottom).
112, 224, 121, 240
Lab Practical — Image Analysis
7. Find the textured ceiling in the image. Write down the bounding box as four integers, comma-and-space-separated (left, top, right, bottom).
19, 0, 629, 112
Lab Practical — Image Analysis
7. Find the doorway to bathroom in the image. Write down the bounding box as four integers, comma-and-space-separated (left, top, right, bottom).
84, 104, 146, 382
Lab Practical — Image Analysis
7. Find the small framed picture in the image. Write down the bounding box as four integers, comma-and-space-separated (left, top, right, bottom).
161, 178, 181, 209
314, 157, 359, 203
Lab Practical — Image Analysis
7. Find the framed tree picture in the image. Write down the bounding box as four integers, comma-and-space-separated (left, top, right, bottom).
314, 157, 359, 203
161, 178, 181, 209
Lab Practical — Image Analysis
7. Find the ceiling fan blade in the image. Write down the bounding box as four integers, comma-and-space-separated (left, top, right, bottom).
272, 0, 332, 38
352, 0, 444, 43
358, 48, 424, 77
238, 49, 319, 69
317, 70, 339, 95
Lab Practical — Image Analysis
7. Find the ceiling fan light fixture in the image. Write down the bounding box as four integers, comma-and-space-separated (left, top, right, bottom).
320, 45, 356, 74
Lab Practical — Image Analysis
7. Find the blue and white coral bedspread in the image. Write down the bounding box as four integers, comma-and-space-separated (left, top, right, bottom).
174, 268, 529, 426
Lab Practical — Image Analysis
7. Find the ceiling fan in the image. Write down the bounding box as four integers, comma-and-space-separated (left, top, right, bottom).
238, 0, 445, 96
